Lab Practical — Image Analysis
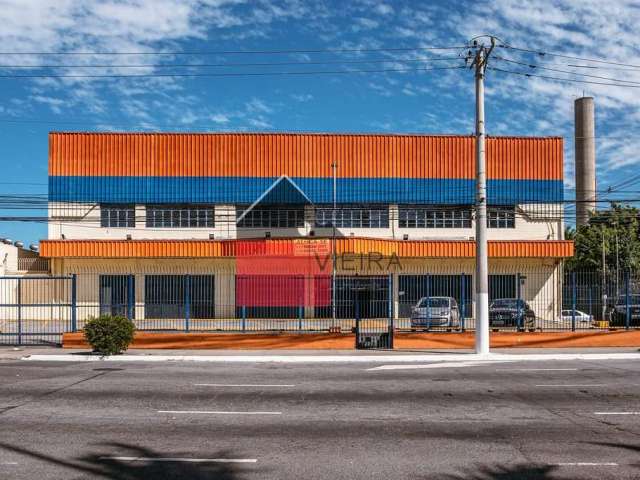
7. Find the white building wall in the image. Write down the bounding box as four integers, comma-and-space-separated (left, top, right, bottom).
0, 243, 18, 275
49, 203, 236, 240
48, 202, 563, 242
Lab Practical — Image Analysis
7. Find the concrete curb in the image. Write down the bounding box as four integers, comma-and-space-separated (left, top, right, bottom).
22, 352, 640, 363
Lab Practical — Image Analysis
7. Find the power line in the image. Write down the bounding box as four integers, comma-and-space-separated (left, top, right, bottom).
0, 45, 468, 56
498, 44, 640, 70
0, 57, 462, 69
0, 64, 465, 79
493, 55, 640, 85
489, 66, 640, 88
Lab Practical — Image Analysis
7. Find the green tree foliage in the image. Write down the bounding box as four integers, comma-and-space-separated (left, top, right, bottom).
83, 315, 135, 355
566, 204, 640, 272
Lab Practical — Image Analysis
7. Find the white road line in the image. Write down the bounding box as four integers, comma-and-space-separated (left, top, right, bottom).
368, 360, 514, 371
535, 384, 607, 387
193, 384, 295, 387
594, 412, 640, 415
553, 462, 618, 466
24, 352, 640, 363
158, 410, 282, 415
497, 368, 578, 372
0, 462, 18, 466
99, 457, 256, 463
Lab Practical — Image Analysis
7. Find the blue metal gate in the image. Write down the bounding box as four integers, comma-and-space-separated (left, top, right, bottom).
0, 276, 75, 345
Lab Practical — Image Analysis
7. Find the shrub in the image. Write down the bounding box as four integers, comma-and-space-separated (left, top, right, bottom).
83, 315, 135, 355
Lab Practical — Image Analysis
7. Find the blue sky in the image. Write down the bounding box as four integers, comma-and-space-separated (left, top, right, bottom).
1, 0, 639, 244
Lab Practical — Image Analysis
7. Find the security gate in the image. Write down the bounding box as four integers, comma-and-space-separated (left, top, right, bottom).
353, 276, 394, 349
0, 276, 75, 345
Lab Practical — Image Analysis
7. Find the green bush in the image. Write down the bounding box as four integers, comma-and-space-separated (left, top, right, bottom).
83, 315, 135, 355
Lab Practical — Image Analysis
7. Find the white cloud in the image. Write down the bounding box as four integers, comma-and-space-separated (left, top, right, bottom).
245, 97, 273, 114
0, 0, 310, 128
210, 113, 231, 124
290, 93, 313, 102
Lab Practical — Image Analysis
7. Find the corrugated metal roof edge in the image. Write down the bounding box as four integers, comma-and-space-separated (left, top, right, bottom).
48, 131, 563, 139
40, 238, 574, 258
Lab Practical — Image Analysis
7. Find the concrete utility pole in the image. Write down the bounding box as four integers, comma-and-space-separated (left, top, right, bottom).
472, 38, 495, 355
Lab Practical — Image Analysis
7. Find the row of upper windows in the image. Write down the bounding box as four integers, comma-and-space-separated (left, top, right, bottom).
100, 204, 516, 229
101, 205, 215, 228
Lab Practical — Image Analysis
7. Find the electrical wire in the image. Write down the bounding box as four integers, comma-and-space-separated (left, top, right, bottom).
497, 44, 640, 70
488, 66, 640, 88
0, 45, 468, 56
493, 55, 640, 85
0, 56, 463, 69
0, 64, 466, 79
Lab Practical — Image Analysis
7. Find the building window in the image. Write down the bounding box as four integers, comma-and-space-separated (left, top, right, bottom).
146, 205, 214, 228
315, 206, 389, 228
487, 206, 516, 228
399, 206, 472, 228
237, 206, 305, 228
144, 275, 215, 319
101, 204, 135, 228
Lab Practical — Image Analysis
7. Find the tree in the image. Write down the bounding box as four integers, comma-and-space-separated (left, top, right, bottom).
565, 204, 640, 272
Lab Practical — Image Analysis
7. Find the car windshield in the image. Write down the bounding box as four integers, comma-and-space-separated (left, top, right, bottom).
418, 297, 449, 308
491, 299, 522, 309
616, 295, 640, 305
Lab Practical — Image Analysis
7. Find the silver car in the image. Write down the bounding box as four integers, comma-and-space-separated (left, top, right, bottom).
410, 296, 461, 330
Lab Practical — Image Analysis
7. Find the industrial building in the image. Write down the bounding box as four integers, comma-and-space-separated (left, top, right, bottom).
40, 132, 573, 328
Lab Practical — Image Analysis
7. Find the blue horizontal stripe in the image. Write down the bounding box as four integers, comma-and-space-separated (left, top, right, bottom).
49, 176, 563, 204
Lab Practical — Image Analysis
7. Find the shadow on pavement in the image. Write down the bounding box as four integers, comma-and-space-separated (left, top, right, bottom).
0, 441, 249, 479
588, 442, 640, 468
439, 464, 559, 480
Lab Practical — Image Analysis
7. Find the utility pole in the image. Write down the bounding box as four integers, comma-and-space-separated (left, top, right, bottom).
471, 37, 495, 355
602, 228, 607, 320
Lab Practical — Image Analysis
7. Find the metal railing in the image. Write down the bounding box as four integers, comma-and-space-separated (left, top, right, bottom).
16, 257, 50, 272
2, 270, 640, 345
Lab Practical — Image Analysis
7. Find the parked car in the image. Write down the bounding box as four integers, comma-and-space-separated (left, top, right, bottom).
560, 309, 594, 325
410, 296, 461, 330
489, 298, 536, 330
606, 295, 640, 327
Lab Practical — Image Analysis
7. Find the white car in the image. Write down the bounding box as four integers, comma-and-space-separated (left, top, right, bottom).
560, 309, 593, 324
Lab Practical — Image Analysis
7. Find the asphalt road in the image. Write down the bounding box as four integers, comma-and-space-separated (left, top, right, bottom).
0, 358, 639, 479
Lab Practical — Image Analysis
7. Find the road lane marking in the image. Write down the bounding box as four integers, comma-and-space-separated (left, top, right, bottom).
497, 368, 578, 371
158, 410, 282, 415
594, 412, 640, 415
24, 352, 640, 363
99, 457, 256, 463
194, 384, 295, 387
368, 360, 514, 371
554, 462, 618, 466
0, 462, 18, 465
535, 384, 607, 387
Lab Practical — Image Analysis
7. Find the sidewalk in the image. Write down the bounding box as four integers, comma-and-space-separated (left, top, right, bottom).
4, 346, 640, 363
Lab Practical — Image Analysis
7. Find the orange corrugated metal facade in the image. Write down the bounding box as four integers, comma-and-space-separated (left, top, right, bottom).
49, 132, 562, 179
41, 239, 574, 259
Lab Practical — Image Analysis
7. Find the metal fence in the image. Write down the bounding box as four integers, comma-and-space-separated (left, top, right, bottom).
0, 276, 74, 345
1, 270, 640, 345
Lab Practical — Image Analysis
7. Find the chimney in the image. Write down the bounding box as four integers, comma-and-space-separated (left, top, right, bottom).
574, 97, 596, 226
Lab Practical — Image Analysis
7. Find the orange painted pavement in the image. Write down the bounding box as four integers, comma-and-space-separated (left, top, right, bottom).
63, 330, 640, 350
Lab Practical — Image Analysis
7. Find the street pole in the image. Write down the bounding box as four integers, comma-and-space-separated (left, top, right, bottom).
331, 161, 337, 327
602, 228, 607, 320
473, 38, 495, 355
